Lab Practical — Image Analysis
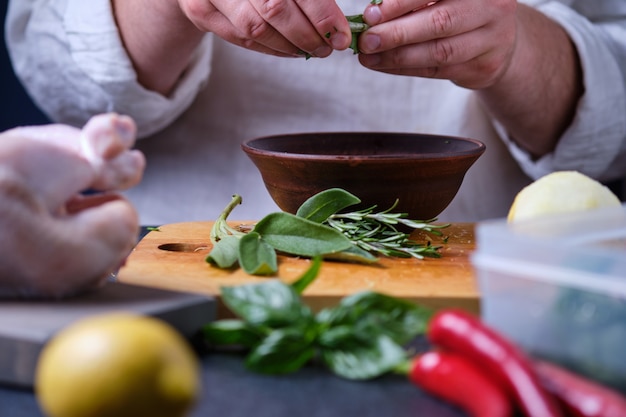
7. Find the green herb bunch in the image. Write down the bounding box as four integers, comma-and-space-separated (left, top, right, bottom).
206, 188, 448, 275
203, 260, 433, 380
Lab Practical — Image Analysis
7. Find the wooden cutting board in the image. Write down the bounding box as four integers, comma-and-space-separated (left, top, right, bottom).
117, 222, 479, 317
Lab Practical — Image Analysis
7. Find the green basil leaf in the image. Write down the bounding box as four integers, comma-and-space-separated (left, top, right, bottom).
205, 235, 241, 268
202, 319, 263, 348
238, 232, 277, 275
317, 325, 368, 349
221, 280, 313, 328
323, 244, 379, 264
253, 212, 353, 256
290, 256, 322, 295
295, 188, 361, 223
317, 291, 432, 345
245, 327, 317, 375
320, 333, 407, 380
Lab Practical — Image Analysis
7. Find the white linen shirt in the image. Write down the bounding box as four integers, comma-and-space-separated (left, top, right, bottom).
5, 0, 626, 224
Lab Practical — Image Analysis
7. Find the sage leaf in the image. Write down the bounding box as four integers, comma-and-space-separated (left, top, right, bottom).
296, 188, 361, 223
202, 319, 263, 349
238, 232, 278, 275
221, 280, 314, 328
320, 333, 407, 380
205, 235, 241, 268
253, 212, 352, 257
323, 244, 379, 264
245, 327, 317, 375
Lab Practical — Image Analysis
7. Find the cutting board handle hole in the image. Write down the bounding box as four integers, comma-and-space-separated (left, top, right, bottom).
158, 243, 209, 253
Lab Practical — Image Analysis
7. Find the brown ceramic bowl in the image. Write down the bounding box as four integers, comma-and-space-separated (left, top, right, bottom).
242, 132, 485, 220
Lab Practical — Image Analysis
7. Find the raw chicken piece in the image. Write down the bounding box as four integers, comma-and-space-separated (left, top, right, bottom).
0, 114, 146, 298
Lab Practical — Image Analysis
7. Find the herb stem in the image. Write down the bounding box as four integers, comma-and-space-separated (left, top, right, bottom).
348, 22, 369, 33
210, 194, 247, 244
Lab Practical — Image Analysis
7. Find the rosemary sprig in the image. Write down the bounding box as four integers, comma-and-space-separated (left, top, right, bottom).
323, 200, 449, 259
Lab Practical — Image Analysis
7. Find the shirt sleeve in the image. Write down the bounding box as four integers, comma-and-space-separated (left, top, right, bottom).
494, 1, 626, 181
5, 0, 213, 138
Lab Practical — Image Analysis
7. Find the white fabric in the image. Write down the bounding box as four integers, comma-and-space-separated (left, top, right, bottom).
5, 0, 626, 224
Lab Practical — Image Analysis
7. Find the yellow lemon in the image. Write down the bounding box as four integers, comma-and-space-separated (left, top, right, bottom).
508, 171, 621, 222
35, 313, 201, 417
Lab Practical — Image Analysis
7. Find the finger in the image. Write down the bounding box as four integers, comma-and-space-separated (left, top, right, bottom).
250, 0, 351, 51
208, 11, 300, 57
358, 29, 512, 89
296, 0, 352, 51
361, 0, 492, 54
360, 30, 483, 70
359, 0, 515, 88
363, 0, 439, 25
244, 0, 324, 55
182, 0, 301, 57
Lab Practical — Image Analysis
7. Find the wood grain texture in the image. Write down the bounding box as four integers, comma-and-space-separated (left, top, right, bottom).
117, 221, 479, 317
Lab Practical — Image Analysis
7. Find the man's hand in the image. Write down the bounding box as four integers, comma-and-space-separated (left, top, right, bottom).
177, 0, 352, 58
357, 0, 583, 157
356, 0, 517, 89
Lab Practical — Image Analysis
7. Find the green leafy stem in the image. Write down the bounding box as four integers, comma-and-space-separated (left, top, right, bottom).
206, 188, 449, 276
203, 260, 433, 380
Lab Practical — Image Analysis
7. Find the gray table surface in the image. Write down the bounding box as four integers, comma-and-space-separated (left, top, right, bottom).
0, 347, 466, 417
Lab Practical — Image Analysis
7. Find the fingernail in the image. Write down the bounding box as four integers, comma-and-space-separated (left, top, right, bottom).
330, 32, 349, 50
364, 5, 382, 25
362, 33, 381, 52
313, 45, 332, 57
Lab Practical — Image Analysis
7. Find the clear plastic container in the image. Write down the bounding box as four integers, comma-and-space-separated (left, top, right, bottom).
471, 205, 626, 393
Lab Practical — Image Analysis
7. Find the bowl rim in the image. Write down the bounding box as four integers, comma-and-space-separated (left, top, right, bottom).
241, 131, 486, 161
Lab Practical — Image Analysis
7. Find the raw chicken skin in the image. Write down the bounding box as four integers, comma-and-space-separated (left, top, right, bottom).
0, 114, 146, 298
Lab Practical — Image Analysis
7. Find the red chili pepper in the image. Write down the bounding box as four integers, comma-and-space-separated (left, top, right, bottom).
408, 351, 513, 417
533, 360, 626, 417
428, 309, 563, 417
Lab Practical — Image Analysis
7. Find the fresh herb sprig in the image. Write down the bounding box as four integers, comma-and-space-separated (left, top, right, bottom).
206, 188, 449, 275
324, 200, 449, 259
203, 259, 433, 380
